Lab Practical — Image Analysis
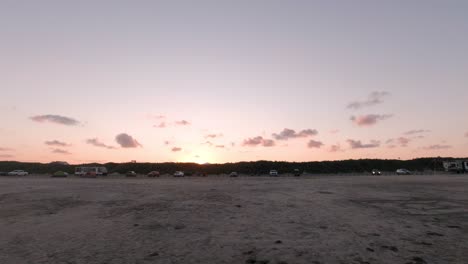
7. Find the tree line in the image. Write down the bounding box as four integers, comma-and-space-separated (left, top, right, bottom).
0, 157, 461, 175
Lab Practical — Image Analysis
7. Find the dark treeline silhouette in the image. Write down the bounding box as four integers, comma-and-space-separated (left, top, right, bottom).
0, 157, 462, 175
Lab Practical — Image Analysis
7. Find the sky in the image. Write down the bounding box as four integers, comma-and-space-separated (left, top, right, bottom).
1, 0, 467, 164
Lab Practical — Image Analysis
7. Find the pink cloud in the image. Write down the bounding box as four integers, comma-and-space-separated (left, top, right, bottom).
205, 133, 223, 139
115, 133, 142, 148
51, 148, 71, 155
307, 140, 323, 149
30, 114, 80, 126
347, 139, 380, 149
465, 132, 468, 137
45, 140, 71, 147
172, 147, 182, 152
0, 147, 13, 151
175, 120, 191, 126
329, 144, 342, 152
154, 122, 167, 128
86, 138, 116, 149
347, 91, 390, 110
272, 128, 318, 140
423, 144, 452, 150
350, 114, 392, 126
330, 129, 340, 134
242, 136, 275, 147
404, 129, 430, 135
0, 154, 14, 159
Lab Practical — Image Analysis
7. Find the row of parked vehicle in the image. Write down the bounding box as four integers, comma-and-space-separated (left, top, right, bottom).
0, 168, 414, 177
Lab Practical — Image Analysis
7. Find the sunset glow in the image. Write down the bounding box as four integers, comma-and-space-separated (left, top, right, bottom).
1, 1, 467, 164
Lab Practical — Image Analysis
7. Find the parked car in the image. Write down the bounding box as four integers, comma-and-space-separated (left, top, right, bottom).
8, 170, 28, 176
126, 171, 137, 177
229, 172, 238, 177
372, 169, 382, 176
174, 171, 185, 177
293, 169, 301, 176
396, 169, 412, 175
147, 171, 160, 177
52, 171, 68, 177
269, 170, 278, 176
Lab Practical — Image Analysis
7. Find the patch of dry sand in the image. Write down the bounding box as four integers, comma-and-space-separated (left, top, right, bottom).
0, 175, 467, 264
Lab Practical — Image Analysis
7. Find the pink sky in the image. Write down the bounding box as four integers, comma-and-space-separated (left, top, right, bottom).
1, 1, 467, 164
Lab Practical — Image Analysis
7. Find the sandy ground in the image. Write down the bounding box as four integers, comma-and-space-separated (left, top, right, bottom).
0, 174, 467, 264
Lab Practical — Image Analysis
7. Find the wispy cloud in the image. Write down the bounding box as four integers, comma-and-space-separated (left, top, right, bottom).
205, 133, 223, 139
347, 139, 380, 149
171, 147, 182, 152
423, 144, 452, 150
51, 148, 71, 155
115, 133, 142, 148
215, 145, 225, 148
0, 147, 13, 151
86, 138, 116, 149
350, 114, 392, 126
154, 122, 167, 128
330, 129, 340, 134
347, 91, 390, 110
404, 129, 431, 135
0, 154, 14, 158
45, 140, 71, 147
386, 137, 411, 147
328, 144, 342, 152
272, 128, 318, 140
242, 136, 276, 147
30, 115, 80, 126
175, 120, 191, 126
307, 140, 323, 149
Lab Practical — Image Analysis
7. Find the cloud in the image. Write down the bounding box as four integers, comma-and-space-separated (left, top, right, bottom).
203, 141, 214, 146
347, 139, 380, 149
215, 145, 225, 148
272, 128, 318, 140
0, 154, 14, 158
262, 139, 275, 147
350, 114, 392, 126
423, 144, 452, 150
387, 137, 411, 147
465, 132, 468, 137
45, 140, 71, 147
115, 133, 142, 148
330, 129, 340, 134
0, 147, 13, 151
150, 114, 165, 119
86, 138, 116, 149
51, 148, 71, 155
347, 91, 390, 110
307, 140, 324, 149
171, 147, 182, 152
164, 140, 171, 145
404, 129, 431, 135
242, 136, 276, 147
205, 133, 223, 139
329, 144, 342, 152
154, 122, 167, 128
30, 115, 80, 126
175, 120, 190, 126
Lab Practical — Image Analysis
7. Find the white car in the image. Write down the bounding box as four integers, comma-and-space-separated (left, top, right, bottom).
174, 171, 185, 177
269, 170, 278, 176
396, 169, 412, 175
8, 170, 29, 176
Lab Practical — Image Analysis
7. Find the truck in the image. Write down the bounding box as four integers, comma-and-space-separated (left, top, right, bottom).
75, 167, 108, 176
443, 160, 468, 174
